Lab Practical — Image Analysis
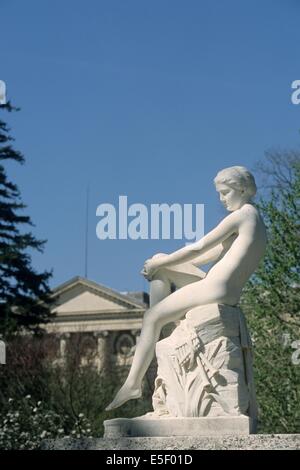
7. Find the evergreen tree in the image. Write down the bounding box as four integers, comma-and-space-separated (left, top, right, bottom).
0, 102, 52, 337
242, 153, 300, 433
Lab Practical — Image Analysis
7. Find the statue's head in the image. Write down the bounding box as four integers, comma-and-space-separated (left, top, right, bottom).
214, 166, 257, 211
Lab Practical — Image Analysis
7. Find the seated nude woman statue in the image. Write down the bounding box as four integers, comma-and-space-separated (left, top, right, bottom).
106, 166, 267, 411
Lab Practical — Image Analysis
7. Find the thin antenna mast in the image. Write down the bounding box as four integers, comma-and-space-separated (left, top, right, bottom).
84, 184, 90, 278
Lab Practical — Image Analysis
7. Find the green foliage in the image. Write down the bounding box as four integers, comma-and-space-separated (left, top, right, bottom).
47, 358, 153, 437
242, 154, 300, 433
0, 396, 93, 450
0, 102, 52, 336
0, 334, 153, 448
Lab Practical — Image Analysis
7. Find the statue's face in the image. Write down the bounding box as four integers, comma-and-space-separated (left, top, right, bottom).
216, 183, 247, 211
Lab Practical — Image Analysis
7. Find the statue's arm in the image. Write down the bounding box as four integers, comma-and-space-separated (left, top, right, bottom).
191, 244, 224, 267
147, 211, 241, 271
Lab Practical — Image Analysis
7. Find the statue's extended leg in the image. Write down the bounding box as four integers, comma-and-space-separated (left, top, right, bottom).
105, 275, 225, 411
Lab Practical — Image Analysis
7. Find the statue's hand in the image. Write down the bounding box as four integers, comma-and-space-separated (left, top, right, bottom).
140, 258, 158, 281
140, 254, 168, 280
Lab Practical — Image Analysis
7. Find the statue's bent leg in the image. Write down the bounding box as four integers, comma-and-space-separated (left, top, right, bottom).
150, 266, 201, 307
106, 278, 226, 410
149, 271, 172, 307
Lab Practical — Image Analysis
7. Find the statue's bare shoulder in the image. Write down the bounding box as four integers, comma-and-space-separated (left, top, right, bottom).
231, 203, 264, 229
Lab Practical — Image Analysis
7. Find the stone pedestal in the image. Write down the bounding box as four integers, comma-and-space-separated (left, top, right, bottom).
104, 415, 252, 438
104, 303, 257, 438
151, 304, 257, 425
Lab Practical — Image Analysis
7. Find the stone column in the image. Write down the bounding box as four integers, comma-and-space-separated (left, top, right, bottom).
0, 339, 6, 364
59, 333, 70, 361
94, 331, 109, 372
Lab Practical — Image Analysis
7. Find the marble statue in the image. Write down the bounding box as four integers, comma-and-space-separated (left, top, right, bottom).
105, 166, 266, 435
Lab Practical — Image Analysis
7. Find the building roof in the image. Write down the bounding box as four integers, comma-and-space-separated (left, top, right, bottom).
45, 276, 147, 334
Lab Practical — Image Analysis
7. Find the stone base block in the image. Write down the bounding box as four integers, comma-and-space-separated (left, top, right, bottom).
103, 415, 252, 438
42, 434, 300, 450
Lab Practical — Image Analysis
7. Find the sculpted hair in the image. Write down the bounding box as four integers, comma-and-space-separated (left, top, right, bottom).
214, 166, 257, 199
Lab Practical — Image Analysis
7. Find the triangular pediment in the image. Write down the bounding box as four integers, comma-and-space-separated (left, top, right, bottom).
51, 277, 145, 317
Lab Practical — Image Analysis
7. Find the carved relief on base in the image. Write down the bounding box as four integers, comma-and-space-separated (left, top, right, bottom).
151, 304, 257, 423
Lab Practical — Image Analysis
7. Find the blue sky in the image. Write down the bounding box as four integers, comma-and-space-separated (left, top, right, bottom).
1, 0, 299, 293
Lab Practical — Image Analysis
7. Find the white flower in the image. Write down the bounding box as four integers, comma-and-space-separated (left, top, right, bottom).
58, 429, 64, 434
37, 401, 42, 406
25, 395, 31, 399
78, 413, 84, 418
8, 398, 13, 403
40, 431, 47, 439
33, 408, 37, 413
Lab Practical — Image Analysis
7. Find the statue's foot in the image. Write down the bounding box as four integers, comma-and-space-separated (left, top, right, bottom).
105, 383, 142, 411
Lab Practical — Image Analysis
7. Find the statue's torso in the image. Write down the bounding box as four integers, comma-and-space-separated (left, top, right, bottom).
206, 205, 267, 302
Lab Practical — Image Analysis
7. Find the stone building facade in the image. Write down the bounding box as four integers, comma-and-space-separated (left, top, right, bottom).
44, 276, 149, 372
